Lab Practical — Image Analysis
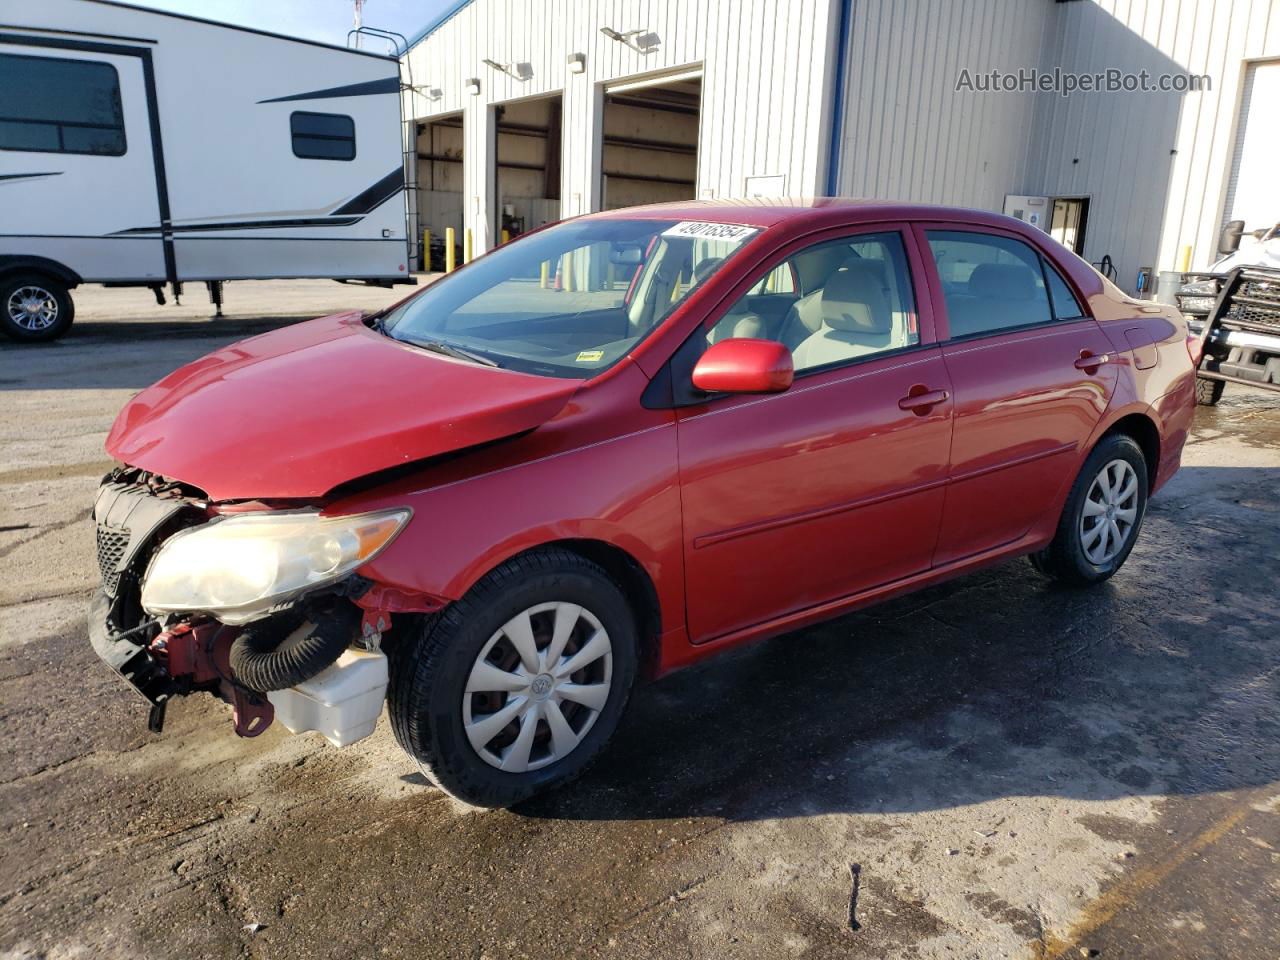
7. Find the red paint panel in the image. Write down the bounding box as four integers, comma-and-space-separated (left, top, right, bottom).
676, 349, 954, 642
105, 313, 579, 500
935, 322, 1117, 564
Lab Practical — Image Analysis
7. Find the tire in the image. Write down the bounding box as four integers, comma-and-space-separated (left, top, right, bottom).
1029, 433, 1149, 587
389, 548, 638, 807
1195, 376, 1224, 406
0, 273, 75, 342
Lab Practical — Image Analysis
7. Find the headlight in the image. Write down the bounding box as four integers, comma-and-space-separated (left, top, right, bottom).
1177, 279, 1218, 296
141, 508, 410, 624
1176, 296, 1216, 314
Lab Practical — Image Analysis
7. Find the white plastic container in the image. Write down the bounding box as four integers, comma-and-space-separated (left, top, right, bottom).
267, 647, 388, 747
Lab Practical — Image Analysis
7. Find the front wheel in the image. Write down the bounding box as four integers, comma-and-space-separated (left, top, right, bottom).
1, 273, 75, 342
389, 549, 638, 807
1030, 433, 1148, 586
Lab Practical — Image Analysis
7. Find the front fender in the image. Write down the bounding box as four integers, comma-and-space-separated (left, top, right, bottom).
339, 419, 685, 630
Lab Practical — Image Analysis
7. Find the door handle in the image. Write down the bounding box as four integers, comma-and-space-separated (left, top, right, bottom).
1074, 352, 1112, 371
898, 388, 949, 413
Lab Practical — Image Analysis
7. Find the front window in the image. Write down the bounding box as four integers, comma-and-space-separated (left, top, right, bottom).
379, 218, 759, 378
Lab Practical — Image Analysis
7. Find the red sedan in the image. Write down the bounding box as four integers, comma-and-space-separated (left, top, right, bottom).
92, 200, 1196, 806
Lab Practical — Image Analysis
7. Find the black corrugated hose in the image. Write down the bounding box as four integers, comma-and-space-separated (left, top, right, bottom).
229, 601, 360, 693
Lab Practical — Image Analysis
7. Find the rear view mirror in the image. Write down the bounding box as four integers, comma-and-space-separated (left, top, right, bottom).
692, 338, 794, 395
610, 245, 643, 266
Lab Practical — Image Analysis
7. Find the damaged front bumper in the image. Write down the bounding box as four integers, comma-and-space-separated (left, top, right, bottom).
87, 470, 410, 747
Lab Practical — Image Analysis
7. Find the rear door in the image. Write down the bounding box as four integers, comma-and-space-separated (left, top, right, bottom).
0, 41, 165, 282
916, 224, 1118, 565
677, 224, 955, 642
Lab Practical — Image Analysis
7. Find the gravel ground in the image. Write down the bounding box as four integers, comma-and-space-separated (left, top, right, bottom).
1, 282, 1278, 960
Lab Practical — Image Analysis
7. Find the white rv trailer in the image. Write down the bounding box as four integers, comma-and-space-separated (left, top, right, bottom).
0, 0, 412, 341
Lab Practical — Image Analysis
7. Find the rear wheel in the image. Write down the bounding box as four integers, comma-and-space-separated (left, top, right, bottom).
389, 549, 638, 807
1030, 433, 1148, 586
1, 273, 74, 342
1195, 376, 1224, 406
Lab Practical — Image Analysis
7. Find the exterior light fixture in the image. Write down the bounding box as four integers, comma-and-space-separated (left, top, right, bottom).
481, 59, 532, 81
465, 77, 481, 95
599, 27, 660, 53
567, 52, 586, 74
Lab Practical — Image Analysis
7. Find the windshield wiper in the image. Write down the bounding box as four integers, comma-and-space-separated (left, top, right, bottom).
409, 337, 498, 367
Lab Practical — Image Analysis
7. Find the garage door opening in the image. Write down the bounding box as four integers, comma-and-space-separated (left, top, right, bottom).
600, 73, 700, 211
416, 112, 463, 270
1223, 59, 1280, 237
493, 94, 562, 242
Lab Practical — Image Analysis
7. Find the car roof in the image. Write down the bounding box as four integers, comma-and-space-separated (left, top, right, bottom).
586, 197, 1024, 232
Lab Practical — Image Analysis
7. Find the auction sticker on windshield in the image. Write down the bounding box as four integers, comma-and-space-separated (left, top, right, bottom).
662, 221, 760, 242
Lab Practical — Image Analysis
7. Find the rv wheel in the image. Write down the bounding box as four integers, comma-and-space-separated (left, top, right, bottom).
1, 274, 75, 342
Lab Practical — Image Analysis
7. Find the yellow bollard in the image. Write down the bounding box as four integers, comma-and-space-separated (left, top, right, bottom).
444, 227, 456, 273
464, 229, 473, 264
540, 260, 549, 288
501, 228, 510, 245
422, 229, 431, 271
1178, 244, 1192, 273
563, 253, 575, 292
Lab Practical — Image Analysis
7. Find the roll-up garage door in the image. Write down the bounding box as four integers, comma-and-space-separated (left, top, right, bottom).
1223, 60, 1280, 232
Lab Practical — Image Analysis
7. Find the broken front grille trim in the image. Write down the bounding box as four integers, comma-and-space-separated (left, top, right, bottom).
96, 524, 130, 596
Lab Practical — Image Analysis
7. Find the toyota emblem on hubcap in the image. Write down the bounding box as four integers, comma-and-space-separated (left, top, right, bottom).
530, 674, 554, 700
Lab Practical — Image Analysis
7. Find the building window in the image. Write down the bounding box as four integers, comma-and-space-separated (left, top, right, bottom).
290, 111, 355, 161
0, 53, 126, 156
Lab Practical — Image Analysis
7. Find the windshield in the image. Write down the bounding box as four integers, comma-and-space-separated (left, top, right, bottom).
379, 218, 760, 378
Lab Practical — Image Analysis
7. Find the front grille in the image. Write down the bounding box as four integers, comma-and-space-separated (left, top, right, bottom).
96, 524, 131, 596
1220, 274, 1280, 336
1224, 301, 1280, 335
1241, 277, 1280, 304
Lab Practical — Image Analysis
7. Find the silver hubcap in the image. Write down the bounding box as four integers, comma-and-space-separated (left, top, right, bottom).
463, 602, 613, 773
7, 285, 58, 331
1080, 458, 1139, 564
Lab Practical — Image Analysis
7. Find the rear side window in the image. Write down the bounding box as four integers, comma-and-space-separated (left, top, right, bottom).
926, 231, 1053, 339
1044, 261, 1087, 319
0, 53, 126, 156
291, 111, 355, 160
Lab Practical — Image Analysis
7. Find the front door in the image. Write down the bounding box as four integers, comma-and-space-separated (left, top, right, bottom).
917, 225, 1118, 565
676, 226, 955, 643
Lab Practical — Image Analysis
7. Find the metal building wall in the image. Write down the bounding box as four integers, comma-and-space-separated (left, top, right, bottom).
833, 0, 1055, 209
1026, 0, 1280, 280
401, 0, 839, 256
403, 0, 840, 255
834, 0, 1280, 286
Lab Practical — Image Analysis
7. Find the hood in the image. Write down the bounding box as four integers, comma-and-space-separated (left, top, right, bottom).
106, 313, 579, 501
1211, 235, 1280, 273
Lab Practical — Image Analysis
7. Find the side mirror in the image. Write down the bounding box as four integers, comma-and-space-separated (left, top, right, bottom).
1218, 219, 1245, 256
692, 338, 794, 395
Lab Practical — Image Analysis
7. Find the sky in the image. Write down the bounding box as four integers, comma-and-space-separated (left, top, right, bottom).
125, 0, 456, 50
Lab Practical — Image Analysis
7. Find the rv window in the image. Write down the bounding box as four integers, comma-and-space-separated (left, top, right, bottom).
291, 112, 356, 161
0, 53, 126, 156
